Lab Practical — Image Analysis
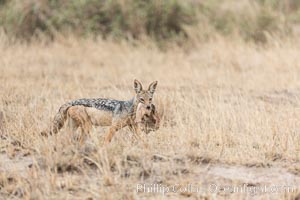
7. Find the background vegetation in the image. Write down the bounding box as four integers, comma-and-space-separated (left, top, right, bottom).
1, 0, 300, 44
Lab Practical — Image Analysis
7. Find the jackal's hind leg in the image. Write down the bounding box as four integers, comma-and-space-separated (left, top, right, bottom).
66, 106, 92, 144
78, 117, 92, 145
67, 115, 80, 141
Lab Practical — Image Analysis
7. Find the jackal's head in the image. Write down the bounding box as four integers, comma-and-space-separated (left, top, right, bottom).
134, 79, 158, 110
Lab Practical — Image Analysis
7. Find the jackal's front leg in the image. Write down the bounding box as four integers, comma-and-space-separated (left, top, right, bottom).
104, 126, 120, 144
131, 123, 148, 148
104, 119, 126, 144
131, 123, 142, 140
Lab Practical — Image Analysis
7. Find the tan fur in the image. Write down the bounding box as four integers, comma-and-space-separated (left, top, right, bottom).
44, 80, 159, 145
65, 105, 157, 144
66, 106, 93, 144
84, 107, 113, 126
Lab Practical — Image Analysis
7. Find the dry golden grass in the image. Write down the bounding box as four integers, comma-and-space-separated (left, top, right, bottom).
0, 35, 300, 199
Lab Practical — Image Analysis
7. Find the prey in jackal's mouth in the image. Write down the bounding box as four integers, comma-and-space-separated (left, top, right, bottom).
135, 103, 160, 134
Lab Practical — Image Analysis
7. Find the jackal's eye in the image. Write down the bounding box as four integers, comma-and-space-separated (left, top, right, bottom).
139, 97, 145, 102
149, 98, 152, 101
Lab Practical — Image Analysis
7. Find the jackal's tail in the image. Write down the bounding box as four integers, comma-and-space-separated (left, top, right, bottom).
41, 103, 72, 136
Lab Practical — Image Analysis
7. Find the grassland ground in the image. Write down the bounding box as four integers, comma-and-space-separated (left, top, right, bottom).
0, 36, 300, 199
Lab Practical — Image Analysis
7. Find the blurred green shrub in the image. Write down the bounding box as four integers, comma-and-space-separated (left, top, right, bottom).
0, 0, 194, 42
0, 0, 300, 44
198, 0, 290, 43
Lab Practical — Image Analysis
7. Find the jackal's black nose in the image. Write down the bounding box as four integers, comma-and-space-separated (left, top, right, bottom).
146, 105, 151, 110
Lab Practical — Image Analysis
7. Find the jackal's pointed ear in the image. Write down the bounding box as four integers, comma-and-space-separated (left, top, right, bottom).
148, 81, 158, 94
134, 79, 143, 94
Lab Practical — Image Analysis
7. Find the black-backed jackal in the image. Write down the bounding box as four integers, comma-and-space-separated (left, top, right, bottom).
43, 80, 160, 144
